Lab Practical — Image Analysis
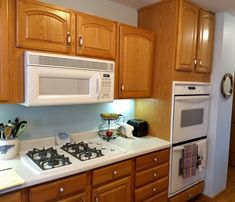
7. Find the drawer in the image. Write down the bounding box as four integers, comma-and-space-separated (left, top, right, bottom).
135, 177, 168, 202
135, 163, 169, 188
0, 191, 21, 202
144, 191, 168, 202
92, 160, 132, 186
136, 149, 169, 171
169, 181, 204, 202
30, 173, 88, 202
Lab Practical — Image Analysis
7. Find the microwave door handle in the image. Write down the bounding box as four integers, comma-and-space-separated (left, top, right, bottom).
96, 74, 101, 99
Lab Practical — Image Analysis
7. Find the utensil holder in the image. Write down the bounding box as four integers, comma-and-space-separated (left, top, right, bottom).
0, 138, 19, 160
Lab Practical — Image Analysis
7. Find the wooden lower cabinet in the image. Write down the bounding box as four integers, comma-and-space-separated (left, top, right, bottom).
57, 191, 87, 202
169, 181, 204, 202
0, 191, 21, 202
92, 176, 131, 202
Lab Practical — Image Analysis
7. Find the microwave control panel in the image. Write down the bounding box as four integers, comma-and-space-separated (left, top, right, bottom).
100, 73, 112, 99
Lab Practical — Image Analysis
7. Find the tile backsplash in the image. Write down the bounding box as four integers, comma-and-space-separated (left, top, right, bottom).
0, 100, 134, 140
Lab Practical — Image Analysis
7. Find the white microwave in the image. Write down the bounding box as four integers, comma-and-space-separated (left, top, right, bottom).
23, 51, 115, 106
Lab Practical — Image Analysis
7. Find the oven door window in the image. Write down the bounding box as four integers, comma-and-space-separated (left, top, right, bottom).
173, 96, 210, 144
181, 108, 204, 127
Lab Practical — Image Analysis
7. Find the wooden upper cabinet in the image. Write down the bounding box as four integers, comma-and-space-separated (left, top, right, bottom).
196, 10, 215, 73
119, 24, 154, 98
176, 1, 198, 72
77, 13, 117, 59
0, 0, 10, 101
16, 0, 73, 53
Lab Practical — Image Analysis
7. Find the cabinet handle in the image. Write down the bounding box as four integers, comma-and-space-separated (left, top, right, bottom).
188, 193, 192, 198
198, 58, 202, 65
95, 194, 99, 202
153, 187, 156, 192
66, 32, 72, 47
78, 34, 84, 49
154, 157, 158, 162
121, 84, 125, 91
59, 187, 64, 193
194, 58, 197, 65
113, 170, 117, 175
153, 172, 157, 177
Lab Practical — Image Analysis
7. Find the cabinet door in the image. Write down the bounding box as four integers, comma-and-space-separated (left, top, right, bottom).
17, 0, 73, 53
119, 25, 154, 98
196, 10, 215, 73
92, 177, 131, 202
57, 192, 87, 202
176, 1, 198, 71
77, 13, 117, 59
0, 0, 9, 101
0, 191, 21, 202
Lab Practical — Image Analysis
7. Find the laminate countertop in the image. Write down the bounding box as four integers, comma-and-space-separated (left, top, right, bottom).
0, 131, 171, 194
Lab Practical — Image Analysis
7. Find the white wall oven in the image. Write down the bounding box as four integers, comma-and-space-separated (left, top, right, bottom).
169, 82, 210, 197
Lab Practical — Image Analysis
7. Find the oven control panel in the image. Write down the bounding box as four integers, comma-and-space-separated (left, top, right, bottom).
174, 83, 210, 95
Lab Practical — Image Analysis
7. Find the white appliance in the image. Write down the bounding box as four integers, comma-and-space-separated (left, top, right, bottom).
23, 51, 115, 106
172, 82, 210, 144
169, 82, 210, 197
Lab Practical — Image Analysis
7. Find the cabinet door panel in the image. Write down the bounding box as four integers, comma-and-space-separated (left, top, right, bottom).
92, 177, 131, 202
119, 25, 154, 98
176, 1, 198, 71
17, 0, 72, 53
196, 10, 215, 73
57, 192, 87, 202
0, 0, 9, 101
0, 191, 21, 202
77, 13, 116, 59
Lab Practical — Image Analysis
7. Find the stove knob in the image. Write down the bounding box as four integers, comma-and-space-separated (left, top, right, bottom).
113, 170, 117, 175
59, 187, 64, 193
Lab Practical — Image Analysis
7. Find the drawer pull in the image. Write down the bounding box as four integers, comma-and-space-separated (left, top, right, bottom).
153, 172, 157, 177
153, 188, 156, 192
59, 187, 64, 193
113, 170, 117, 175
95, 194, 99, 202
188, 193, 192, 198
154, 157, 158, 162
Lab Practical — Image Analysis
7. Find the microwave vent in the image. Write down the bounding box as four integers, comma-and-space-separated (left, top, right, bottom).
28, 54, 114, 71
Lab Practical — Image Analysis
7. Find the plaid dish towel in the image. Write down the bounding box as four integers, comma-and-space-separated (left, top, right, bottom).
191, 144, 198, 176
183, 144, 192, 178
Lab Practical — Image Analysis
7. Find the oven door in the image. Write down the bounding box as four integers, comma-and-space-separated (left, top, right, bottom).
169, 140, 206, 196
173, 95, 210, 144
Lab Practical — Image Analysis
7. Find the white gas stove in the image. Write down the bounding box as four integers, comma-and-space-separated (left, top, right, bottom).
20, 138, 125, 174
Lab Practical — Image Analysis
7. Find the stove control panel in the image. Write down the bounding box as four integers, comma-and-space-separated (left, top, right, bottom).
174, 82, 210, 95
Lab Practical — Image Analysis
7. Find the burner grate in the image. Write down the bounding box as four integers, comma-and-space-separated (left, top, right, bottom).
26, 147, 71, 170
61, 142, 104, 161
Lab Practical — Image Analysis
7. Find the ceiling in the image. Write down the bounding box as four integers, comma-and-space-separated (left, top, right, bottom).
109, 0, 235, 16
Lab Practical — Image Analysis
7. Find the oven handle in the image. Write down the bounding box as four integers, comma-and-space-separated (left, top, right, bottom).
173, 146, 184, 151
175, 96, 210, 102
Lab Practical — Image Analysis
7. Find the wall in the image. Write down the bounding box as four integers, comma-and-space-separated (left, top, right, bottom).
41, 0, 137, 26
204, 12, 235, 197
0, 0, 137, 140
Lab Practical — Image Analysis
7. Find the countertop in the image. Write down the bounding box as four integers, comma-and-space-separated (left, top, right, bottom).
0, 131, 171, 195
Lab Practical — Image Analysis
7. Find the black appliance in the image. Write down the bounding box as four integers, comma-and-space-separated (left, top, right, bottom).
127, 119, 148, 137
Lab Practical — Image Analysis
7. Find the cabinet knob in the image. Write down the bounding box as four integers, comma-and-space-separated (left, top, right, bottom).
153, 172, 157, 177
198, 58, 202, 65
194, 58, 197, 65
113, 170, 117, 175
153, 187, 156, 192
66, 32, 72, 47
95, 194, 99, 202
78, 34, 84, 49
188, 193, 192, 198
59, 187, 64, 193
80, 197, 85, 202
154, 157, 158, 162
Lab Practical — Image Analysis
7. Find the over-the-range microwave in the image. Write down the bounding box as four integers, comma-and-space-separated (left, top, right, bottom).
23, 51, 115, 107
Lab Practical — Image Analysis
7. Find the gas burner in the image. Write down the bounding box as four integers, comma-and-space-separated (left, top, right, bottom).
26, 147, 71, 170
61, 142, 104, 161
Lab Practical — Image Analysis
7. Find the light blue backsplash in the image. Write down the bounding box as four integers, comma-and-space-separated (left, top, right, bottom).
0, 100, 134, 140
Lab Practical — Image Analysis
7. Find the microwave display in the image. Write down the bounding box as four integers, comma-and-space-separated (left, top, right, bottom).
39, 77, 89, 95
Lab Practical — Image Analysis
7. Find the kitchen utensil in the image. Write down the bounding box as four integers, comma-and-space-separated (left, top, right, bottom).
4, 127, 11, 139
13, 121, 27, 138
0, 123, 4, 139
